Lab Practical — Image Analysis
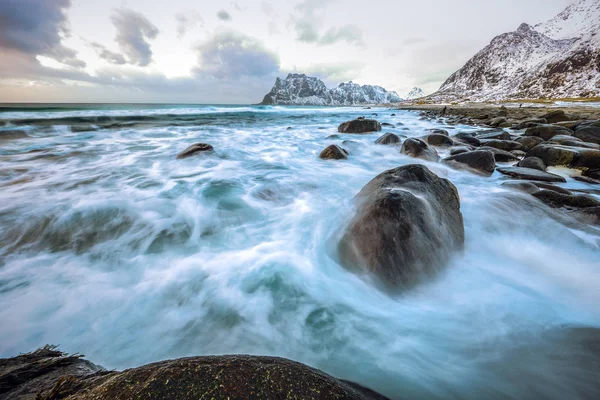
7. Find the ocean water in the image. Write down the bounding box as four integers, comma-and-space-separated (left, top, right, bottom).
0, 104, 599, 399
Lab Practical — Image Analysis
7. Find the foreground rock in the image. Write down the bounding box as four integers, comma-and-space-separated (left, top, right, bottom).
338, 119, 382, 134
400, 138, 439, 162
523, 125, 573, 141
443, 150, 496, 176
338, 164, 464, 289
526, 144, 600, 170
516, 156, 546, 171
375, 132, 401, 145
532, 190, 600, 209
496, 167, 566, 183
176, 143, 214, 159
320, 144, 349, 160
1, 349, 389, 400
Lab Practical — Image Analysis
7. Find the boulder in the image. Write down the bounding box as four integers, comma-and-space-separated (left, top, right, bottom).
7, 351, 389, 400
523, 125, 573, 141
574, 121, 600, 144
496, 167, 566, 183
533, 190, 600, 209
514, 118, 547, 129
381, 122, 395, 127
501, 181, 541, 194
539, 110, 571, 124
427, 128, 449, 136
400, 138, 439, 162
453, 132, 481, 147
526, 144, 600, 169
479, 139, 525, 152
424, 133, 454, 147
375, 133, 401, 145
516, 136, 544, 151
516, 157, 546, 171
489, 117, 507, 127
176, 143, 214, 159
479, 146, 520, 162
338, 119, 382, 134
338, 164, 464, 289
450, 146, 472, 155
320, 144, 349, 160
476, 130, 511, 140
443, 150, 496, 176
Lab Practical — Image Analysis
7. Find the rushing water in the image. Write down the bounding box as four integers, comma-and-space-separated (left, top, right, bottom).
0, 104, 599, 399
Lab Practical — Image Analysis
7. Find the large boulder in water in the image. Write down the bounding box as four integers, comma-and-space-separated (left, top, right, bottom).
338, 118, 382, 134
338, 164, 464, 289
375, 132, 401, 145
443, 150, 496, 176
526, 144, 600, 169
176, 143, 214, 159
3, 350, 389, 400
400, 138, 439, 161
320, 144, 349, 160
523, 125, 573, 141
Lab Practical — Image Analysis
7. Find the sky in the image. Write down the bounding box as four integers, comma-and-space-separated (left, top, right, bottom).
0, 0, 573, 104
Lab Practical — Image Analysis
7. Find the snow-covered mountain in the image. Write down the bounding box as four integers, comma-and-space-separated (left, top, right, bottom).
405, 87, 425, 100
260, 74, 403, 105
428, 0, 600, 102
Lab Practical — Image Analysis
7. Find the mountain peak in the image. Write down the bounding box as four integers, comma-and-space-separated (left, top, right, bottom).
260, 74, 402, 105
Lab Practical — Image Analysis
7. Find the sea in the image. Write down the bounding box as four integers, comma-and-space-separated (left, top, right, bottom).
0, 104, 599, 399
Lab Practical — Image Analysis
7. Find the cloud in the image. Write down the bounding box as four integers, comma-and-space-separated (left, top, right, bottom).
194, 31, 280, 79
111, 8, 159, 66
290, 0, 364, 46
217, 10, 232, 21
402, 37, 426, 46
175, 11, 204, 39
319, 25, 364, 46
90, 43, 126, 65
293, 62, 364, 83
0, 0, 84, 68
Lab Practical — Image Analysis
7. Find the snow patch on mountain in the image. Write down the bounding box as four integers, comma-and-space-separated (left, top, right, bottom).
427, 0, 600, 102
260, 74, 402, 105
405, 87, 425, 100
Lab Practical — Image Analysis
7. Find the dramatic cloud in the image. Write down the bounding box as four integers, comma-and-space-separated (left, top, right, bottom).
294, 62, 364, 83
0, 0, 84, 68
175, 11, 204, 39
111, 8, 159, 66
194, 31, 280, 79
90, 42, 126, 65
290, 0, 364, 46
217, 10, 232, 21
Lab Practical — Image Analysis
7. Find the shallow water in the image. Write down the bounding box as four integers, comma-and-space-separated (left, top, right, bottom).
1, 105, 599, 399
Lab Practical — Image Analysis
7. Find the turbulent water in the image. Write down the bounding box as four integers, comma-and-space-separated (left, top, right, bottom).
1, 104, 599, 399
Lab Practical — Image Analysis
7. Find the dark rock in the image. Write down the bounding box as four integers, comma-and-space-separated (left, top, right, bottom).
424, 133, 454, 147
427, 128, 449, 136
176, 143, 214, 159
523, 125, 573, 141
476, 130, 511, 140
390, 113, 396, 116
533, 190, 600, 209
375, 132, 401, 145
400, 138, 439, 162
556, 120, 586, 130
517, 157, 546, 171
479, 139, 525, 152
583, 168, 600, 180
514, 118, 547, 129
497, 106, 508, 117
526, 144, 600, 169
489, 117, 507, 127
381, 122, 395, 127
496, 167, 566, 183
453, 132, 481, 146
450, 146, 472, 155
539, 110, 571, 124
574, 121, 600, 144
511, 150, 527, 158
338, 119, 382, 134
0, 129, 29, 140
443, 150, 496, 176
533, 183, 572, 195
480, 146, 520, 162
501, 181, 540, 194
319, 144, 348, 160
326, 134, 341, 140
573, 176, 600, 184
516, 136, 544, 151
568, 207, 600, 225
550, 138, 600, 149
338, 164, 464, 289
28, 353, 390, 400
70, 125, 98, 133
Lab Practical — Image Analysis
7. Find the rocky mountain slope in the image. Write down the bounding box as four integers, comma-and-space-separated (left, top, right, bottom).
427, 0, 600, 102
405, 87, 425, 99
260, 73, 402, 105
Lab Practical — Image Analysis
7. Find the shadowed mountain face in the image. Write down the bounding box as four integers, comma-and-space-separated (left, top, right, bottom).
260, 73, 402, 105
427, 0, 600, 102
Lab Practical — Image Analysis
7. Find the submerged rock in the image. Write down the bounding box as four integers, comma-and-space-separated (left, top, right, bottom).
176, 143, 214, 159
496, 167, 566, 183
338, 119, 382, 134
338, 164, 464, 289
400, 138, 439, 162
533, 190, 600, 209
320, 144, 349, 160
443, 150, 496, 176
375, 132, 401, 145
1, 350, 389, 400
